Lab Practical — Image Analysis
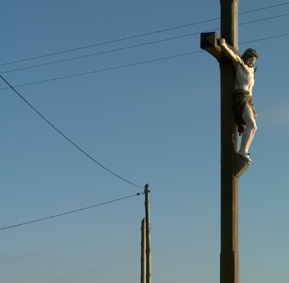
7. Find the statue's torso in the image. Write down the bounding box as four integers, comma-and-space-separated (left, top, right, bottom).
235, 63, 255, 95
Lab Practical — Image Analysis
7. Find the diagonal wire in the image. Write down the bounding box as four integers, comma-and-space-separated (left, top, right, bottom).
0, 75, 144, 190
0, 30, 288, 92
1, 26, 288, 91
2, 12, 289, 75
1, 1, 289, 67
0, 19, 218, 67
0, 51, 203, 91
0, 192, 143, 231
1, 32, 202, 74
240, 32, 289, 44
0, 29, 288, 92
239, 1, 289, 15
239, 12, 289, 26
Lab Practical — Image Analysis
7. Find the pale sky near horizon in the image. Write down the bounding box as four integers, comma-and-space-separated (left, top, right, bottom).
1, 1, 289, 282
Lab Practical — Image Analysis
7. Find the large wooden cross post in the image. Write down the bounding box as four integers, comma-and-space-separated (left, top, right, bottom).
201, 0, 249, 282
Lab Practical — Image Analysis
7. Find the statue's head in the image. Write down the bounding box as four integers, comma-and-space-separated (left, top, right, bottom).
242, 48, 259, 67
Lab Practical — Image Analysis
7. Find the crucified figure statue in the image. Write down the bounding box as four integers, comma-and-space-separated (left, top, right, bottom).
219, 38, 259, 163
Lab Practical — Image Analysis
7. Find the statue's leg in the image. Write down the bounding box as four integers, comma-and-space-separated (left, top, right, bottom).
246, 118, 257, 154
239, 104, 257, 155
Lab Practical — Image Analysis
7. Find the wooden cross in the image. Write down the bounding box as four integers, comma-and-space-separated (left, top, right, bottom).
200, 0, 250, 282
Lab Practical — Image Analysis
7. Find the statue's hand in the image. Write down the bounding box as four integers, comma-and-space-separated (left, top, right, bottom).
218, 38, 226, 46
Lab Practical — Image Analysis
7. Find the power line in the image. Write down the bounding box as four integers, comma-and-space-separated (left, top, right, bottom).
0, 51, 203, 90
0, 192, 143, 231
240, 32, 289, 44
239, 12, 289, 26
0, 32, 202, 74
1, 1, 288, 67
0, 19, 218, 67
0, 29, 288, 91
2, 11, 289, 75
0, 75, 144, 190
239, 1, 289, 15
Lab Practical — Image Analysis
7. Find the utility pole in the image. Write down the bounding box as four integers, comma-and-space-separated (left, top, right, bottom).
141, 218, 146, 283
200, 1, 249, 282
145, 184, 151, 283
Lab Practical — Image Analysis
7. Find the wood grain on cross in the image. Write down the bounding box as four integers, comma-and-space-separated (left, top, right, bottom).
200, 0, 250, 282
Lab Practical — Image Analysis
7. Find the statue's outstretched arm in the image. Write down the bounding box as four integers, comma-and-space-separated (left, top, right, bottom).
219, 38, 243, 65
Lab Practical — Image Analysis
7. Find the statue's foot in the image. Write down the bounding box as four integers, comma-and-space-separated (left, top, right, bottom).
237, 151, 252, 163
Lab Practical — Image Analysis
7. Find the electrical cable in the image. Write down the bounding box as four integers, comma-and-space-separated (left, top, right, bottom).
0, 32, 202, 74
0, 29, 288, 91
240, 32, 289, 44
1, 11, 289, 75
0, 75, 144, 190
0, 51, 203, 90
239, 1, 289, 15
0, 192, 143, 231
0, 19, 218, 67
1, 1, 289, 67
239, 12, 289, 26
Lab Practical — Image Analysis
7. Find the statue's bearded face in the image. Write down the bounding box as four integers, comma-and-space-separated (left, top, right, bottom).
245, 56, 256, 67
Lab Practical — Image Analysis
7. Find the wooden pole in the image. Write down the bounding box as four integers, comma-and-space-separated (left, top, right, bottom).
145, 184, 151, 283
141, 218, 146, 283
201, 1, 240, 282
219, 1, 239, 283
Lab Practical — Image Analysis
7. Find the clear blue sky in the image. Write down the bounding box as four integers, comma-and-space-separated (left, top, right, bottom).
1, 0, 289, 282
